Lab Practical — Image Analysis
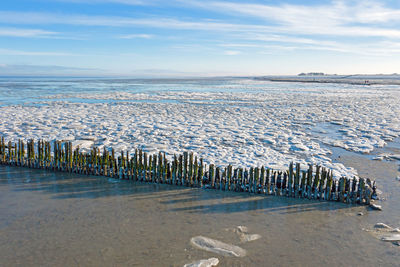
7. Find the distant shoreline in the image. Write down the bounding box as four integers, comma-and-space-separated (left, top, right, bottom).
255, 76, 400, 86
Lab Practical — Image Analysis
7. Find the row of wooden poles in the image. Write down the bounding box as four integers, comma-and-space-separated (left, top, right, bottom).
0, 137, 377, 205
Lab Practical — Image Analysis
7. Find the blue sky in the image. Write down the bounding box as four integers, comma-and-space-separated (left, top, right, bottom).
1, 0, 400, 76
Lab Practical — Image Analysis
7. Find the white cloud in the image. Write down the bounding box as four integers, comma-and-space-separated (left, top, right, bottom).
53, 0, 149, 4
0, 48, 77, 56
1, 1, 400, 58
1, 6, 399, 40
224, 50, 241, 56
0, 27, 57, 38
118, 34, 153, 39
181, 0, 400, 38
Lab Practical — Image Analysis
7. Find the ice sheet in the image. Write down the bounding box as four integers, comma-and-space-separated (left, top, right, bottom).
1, 78, 400, 178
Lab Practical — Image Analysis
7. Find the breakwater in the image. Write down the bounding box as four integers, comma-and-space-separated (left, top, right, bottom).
0, 137, 377, 205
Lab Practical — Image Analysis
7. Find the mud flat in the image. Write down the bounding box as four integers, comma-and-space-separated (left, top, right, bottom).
1, 146, 399, 267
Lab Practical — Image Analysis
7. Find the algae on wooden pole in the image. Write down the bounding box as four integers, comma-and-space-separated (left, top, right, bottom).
178, 154, 183, 185
319, 168, 326, 200
0, 136, 378, 206
209, 164, 215, 188
199, 158, 204, 187
295, 163, 301, 197
345, 178, 351, 203
313, 166, 320, 199
265, 168, 270, 195
163, 152, 167, 183
288, 163, 293, 197
276, 171, 282, 196
188, 152, 193, 186
351, 178, 357, 204
183, 151, 188, 185
143, 152, 148, 181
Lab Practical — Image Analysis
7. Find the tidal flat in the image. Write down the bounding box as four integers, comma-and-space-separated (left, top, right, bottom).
1, 148, 399, 266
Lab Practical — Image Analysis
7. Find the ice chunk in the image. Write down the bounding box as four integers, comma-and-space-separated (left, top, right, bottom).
381, 234, 400, 242
183, 258, 219, 267
190, 236, 246, 257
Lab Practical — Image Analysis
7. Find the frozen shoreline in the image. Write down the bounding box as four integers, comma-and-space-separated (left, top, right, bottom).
1, 78, 400, 178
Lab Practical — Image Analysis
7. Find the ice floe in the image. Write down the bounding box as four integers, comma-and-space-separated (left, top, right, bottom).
1, 78, 400, 178
190, 236, 246, 257
227, 226, 261, 243
183, 258, 219, 267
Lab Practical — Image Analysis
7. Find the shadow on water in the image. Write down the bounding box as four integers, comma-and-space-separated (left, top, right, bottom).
0, 165, 352, 215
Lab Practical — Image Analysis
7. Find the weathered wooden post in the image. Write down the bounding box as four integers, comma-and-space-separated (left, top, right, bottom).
260, 166, 265, 194
351, 177, 357, 204
300, 171, 306, 198
270, 171, 276, 195
331, 180, 337, 201
193, 156, 198, 187
216, 167, 221, 190
339, 177, 345, 202
172, 154, 177, 185
162, 152, 167, 183
188, 152, 193, 186
239, 168, 244, 191
312, 166, 320, 199
178, 154, 183, 185
265, 168, 270, 195
319, 168, 326, 200
209, 164, 215, 188
295, 163, 301, 197
199, 158, 204, 188
276, 171, 282, 196
358, 178, 365, 204
183, 152, 188, 186
243, 169, 249, 192
227, 165, 232, 191
143, 152, 148, 182
152, 153, 157, 183
345, 177, 351, 203
306, 165, 313, 199
288, 163, 293, 197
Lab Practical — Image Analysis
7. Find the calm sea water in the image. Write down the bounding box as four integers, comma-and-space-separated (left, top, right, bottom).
1, 76, 400, 106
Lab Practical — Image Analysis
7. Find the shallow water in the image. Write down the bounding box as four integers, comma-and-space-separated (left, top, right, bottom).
1, 150, 399, 266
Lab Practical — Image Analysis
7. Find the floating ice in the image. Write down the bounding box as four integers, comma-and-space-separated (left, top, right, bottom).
374, 223, 392, 229
381, 235, 400, 242
370, 204, 382, 211
226, 226, 261, 243
190, 236, 246, 257
239, 233, 261, 243
1, 78, 400, 179
183, 258, 219, 267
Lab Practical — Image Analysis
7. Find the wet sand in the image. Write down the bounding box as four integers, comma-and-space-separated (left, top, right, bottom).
1, 152, 399, 266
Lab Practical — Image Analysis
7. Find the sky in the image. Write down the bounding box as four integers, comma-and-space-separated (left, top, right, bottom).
0, 0, 400, 77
